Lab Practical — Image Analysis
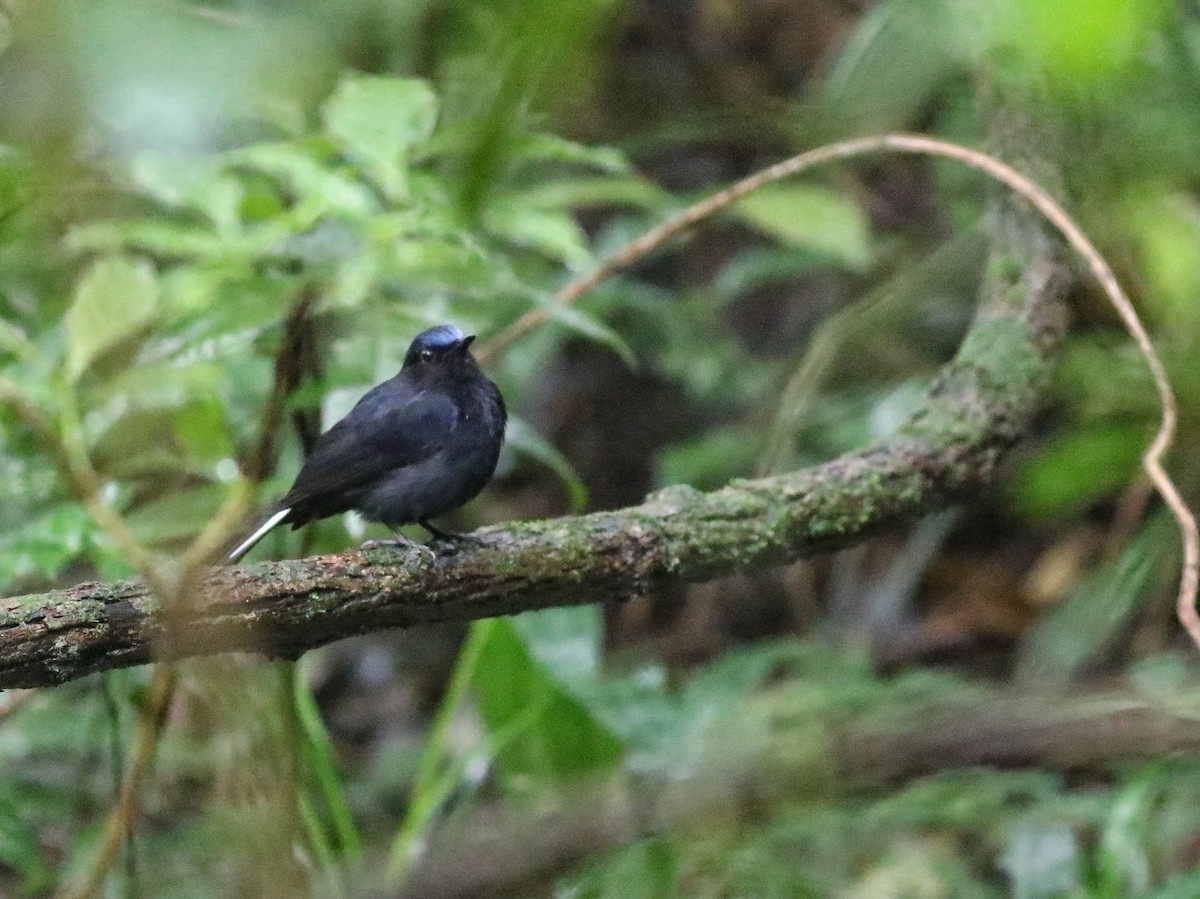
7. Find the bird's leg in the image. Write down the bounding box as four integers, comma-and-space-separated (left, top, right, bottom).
419, 518, 484, 545
418, 518, 460, 540
361, 528, 436, 562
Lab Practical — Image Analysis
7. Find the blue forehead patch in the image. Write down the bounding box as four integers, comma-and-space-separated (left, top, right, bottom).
412, 324, 465, 349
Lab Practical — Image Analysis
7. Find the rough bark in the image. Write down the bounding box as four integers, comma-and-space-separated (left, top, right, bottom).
0, 200, 1067, 689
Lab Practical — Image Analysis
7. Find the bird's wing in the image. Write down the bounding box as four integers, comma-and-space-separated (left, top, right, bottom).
281, 382, 459, 518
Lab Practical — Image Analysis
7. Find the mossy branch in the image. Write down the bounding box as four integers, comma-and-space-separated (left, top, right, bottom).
0, 205, 1067, 689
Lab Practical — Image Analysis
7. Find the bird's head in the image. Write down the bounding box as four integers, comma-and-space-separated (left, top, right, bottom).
402, 324, 478, 370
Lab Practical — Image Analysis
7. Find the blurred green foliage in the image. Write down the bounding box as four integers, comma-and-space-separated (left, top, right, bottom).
0, 62, 651, 582
0, 0, 1199, 896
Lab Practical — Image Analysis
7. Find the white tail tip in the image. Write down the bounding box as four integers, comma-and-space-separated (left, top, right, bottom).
228, 507, 292, 563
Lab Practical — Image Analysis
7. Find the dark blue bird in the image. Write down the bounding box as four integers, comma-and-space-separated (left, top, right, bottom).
229, 324, 506, 562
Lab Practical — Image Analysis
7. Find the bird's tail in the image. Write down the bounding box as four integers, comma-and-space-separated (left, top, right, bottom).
227, 506, 291, 563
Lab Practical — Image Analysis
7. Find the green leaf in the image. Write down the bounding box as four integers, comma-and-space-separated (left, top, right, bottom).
510, 132, 630, 172
1096, 773, 1155, 895
536, 298, 637, 368
0, 504, 96, 588
325, 250, 379, 309
226, 142, 377, 221
511, 605, 604, 684
485, 195, 592, 268
1125, 190, 1200, 330
869, 769, 1062, 831
657, 427, 759, 492
732, 183, 873, 270
473, 617, 623, 786
294, 665, 363, 858
711, 246, 829, 302
321, 75, 438, 199
0, 789, 53, 894
1015, 517, 1172, 685
172, 396, 234, 466
1007, 0, 1161, 85
382, 238, 499, 293
1011, 421, 1145, 520
128, 153, 244, 233
124, 484, 229, 544
521, 174, 671, 214
504, 417, 588, 512
581, 641, 807, 772
822, 0, 964, 129
561, 839, 677, 899
66, 218, 264, 261
65, 255, 158, 381
91, 356, 225, 410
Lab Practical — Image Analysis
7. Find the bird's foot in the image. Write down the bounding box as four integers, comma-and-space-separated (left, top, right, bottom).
361, 532, 437, 563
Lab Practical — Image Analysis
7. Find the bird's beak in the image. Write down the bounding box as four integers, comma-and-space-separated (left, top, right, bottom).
457, 335, 476, 353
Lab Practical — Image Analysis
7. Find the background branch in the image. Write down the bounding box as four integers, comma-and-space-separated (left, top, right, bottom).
395, 683, 1200, 899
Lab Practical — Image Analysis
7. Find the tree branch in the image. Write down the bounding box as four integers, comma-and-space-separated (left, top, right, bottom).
0, 200, 1067, 689
396, 684, 1200, 899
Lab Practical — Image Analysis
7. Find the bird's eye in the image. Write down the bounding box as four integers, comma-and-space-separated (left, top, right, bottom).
420, 350, 434, 362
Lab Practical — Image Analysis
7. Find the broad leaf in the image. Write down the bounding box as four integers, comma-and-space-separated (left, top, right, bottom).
1016, 517, 1172, 684
473, 617, 623, 786
124, 484, 228, 544
535, 298, 637, 368
1011, 421, 1145, 520
321, 75, 437, 199
504, 417, 589, 512
733, 183, 873, 270
65, 255, 158, 381
128, 153, 244, 233
485, 195, 592, 269
512, 133, 630, 172
226, 142, 376, 220
511, 604, 604, 683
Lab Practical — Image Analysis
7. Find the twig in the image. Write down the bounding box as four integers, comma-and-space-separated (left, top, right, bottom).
55, 666, 178, 899
183, 291, 322, 578
478, 133, 1199, 652
0, 379, 180, 899
11, 288, 320, 896
241, 291, 320, 481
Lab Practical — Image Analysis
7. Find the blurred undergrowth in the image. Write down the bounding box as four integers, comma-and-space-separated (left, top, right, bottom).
1, 0, 1199, 896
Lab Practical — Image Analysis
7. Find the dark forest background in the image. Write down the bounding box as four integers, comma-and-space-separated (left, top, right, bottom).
2, 0, 1200, 896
